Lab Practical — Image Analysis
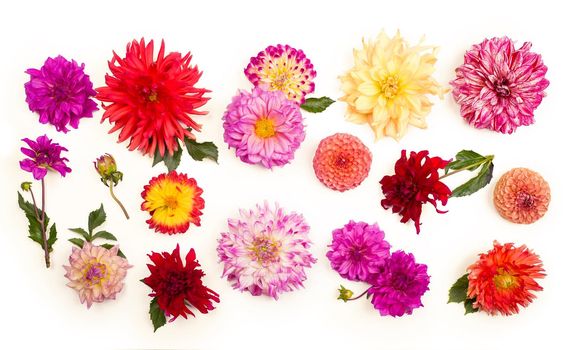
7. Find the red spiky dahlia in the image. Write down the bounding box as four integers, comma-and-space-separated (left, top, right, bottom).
96, 38, 209, 157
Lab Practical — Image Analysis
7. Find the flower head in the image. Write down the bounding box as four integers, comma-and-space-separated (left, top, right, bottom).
494, 168, 550, 224
94, 153, 124, 186
96, 38, 209, 157
223, 87, 305, 168
451, 37, 549, 134
467, 241, 545, 315
368, 250, 430, 317
143, 244, 219, 320
339, 31, 444, 140
313, 133, 372, 192
217, 202, 316, 299
63, 242, 131, 308
245, 44, 316, 103
326, 221, 390, 282
141, 171, 204, 234
20, 135, 71, 180
380, 150, 451, 234
24, 56, 98, 133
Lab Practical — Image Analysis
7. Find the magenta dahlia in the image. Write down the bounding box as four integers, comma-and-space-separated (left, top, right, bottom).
451, 37, 549, 134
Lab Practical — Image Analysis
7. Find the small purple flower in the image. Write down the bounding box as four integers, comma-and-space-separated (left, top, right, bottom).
25, 56, 98, 133
20, 135, 71, 180
326, 221, 391, 283
368, 250, 430, 317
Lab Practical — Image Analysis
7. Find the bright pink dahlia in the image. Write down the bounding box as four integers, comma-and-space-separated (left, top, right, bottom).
64, 242, 131, 308
222, 87, 305, 168
368, 250, 430, 317
20, 135, 71, 180
326, 221, 390, 283
25, 56, 98, 133
244, 44, 316, 103
451, 37, 549, 134
217, 202, 316, 299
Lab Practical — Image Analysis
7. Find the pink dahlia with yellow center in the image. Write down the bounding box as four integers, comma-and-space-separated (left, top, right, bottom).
64, 242, 131, 308
245, 44, 316, 103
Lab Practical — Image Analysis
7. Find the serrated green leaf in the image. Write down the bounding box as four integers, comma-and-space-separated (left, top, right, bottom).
18, 192, 56, 252
27, 214, 44, 246
185, 138, 218, 163
445, 150, 486, 174
448, 273, 469, 303
451, 162, 494, 197
88, 204, 106, 234
69, 227, 90, 241
152, 147, 164, 166
18, 192, 36, 217
153, 143, 182, 171
68, 238, 85, 248
300, 96, 335, 113
47, 223, 57, 250
101, 244, 126, 259
464, 298, 478, 314
92, 230, 118, 241
149, 297, 167, 332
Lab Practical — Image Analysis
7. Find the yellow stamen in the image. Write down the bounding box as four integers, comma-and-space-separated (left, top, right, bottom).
254, 118, 276, 138
494, 268, 518, 289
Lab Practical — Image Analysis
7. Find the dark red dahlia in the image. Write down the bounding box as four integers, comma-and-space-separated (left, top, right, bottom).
143, 245, 219, 320
380, 150, 451, 234
96, 38, 209, 157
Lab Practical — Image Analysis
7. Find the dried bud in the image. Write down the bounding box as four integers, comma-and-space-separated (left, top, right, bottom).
337, 285, 354, 302
20, 181, 32, 192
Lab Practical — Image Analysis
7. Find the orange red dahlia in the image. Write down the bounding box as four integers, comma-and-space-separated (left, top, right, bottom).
96, 38, 209, 157
141, 171, 204, 235
467, 241, 545, 316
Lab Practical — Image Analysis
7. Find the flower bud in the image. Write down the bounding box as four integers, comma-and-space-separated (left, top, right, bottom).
94, 153, 117, 177
20, 181, 32, 192
337, 285, 354, 302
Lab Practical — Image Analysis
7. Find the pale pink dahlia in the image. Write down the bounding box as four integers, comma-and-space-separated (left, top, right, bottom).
217, 202, 316, 299
222, 87, 305, 168
64, 242, 131, 308
451, 37, 549, 134
245, 44, 316, 103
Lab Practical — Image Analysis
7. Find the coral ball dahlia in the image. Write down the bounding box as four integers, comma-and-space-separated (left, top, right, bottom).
451, 37, 549, 133
467, 241, 545, 315
141, 171, 204, 234
96, 38, 209, 157
217, 202, 316, 299
313, 133, 372, 192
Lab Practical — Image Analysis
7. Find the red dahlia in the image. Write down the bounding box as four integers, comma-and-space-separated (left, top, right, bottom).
380, 150, 451, 234
96, 38, 209, 157
143, 245, 219, 320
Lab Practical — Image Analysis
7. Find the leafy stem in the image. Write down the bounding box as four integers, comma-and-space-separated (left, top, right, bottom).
109, 182, 129, 220
30, 179, 49, 268
442, 150, 495, 198
440, 155, 494, 179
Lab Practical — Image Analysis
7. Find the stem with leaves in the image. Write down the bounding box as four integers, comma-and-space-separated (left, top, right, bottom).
29, 180, 49, 268
442, 150, 495, 198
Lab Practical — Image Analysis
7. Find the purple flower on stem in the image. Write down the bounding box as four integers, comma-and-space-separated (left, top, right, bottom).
20, 135, 71, 180
326, 221, 391, 283
25, 56, 98, 133
368, 250, 430, 317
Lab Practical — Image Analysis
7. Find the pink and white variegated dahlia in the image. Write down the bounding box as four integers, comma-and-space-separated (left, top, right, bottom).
64, 242, 131, 308
217, 202, 316, 299
451, 37, 549, 134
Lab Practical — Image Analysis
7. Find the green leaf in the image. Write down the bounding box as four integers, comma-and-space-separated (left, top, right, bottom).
464, 298, 479, 315
47, 223, 57, 249
153, 143, 182, 171
88, 204, 106, 234
149, 297, 167, 332
26, 214, 44, 247
300, 96, 335, 113
18, 192, 55, 251
445, 150, 486, 174
69, 227, 90, 241
101, 244, 126, 259
152, 147, 164, 166
18, 192, 36, 217
68, 238, 85, 248
448, 273, 469, 303
185, 138, 219, 163
451, 161, 494, 197
92, 230, 118, 241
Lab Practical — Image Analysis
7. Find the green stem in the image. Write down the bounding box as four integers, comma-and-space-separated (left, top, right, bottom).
40, 179, 49, 268
440, 156, 494, 180
109, 182, 129, 220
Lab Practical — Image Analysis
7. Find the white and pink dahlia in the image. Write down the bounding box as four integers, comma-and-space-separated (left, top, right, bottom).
64, 242, 131, 308
451, 37, 549, 134
217, 202, 316, 299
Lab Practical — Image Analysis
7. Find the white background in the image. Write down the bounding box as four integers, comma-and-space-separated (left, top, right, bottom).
1, 0, 568, 349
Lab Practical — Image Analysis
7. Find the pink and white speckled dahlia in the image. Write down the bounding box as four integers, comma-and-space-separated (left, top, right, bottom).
217, 202, 316, 299
64, 242, 131, 308
451, 37, 549, 134
222, 87, 305, 169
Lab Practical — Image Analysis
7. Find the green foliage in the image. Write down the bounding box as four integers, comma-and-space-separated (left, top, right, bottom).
149, 297, 167, 332
300, 96, 335, 113
17, 192, 57, 252
446, 150, 494, 198
184, 138, 218, 163
153, 141, 182, 172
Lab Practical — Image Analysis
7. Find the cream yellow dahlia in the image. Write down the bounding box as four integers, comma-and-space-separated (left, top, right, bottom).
340, 31, 445, 140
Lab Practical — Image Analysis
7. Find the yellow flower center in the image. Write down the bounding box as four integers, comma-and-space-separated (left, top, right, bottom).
254, 118, 276, 138
271, 72, 290, 90
494, 268, 518, 290
147, 91, 159, 102
249, 236, 280, 266
164, 195, 179, 210
83, 261, 107, 286
379, 75, 399, 99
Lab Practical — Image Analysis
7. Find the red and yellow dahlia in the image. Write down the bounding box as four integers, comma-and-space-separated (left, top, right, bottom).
467, 241, 545, 316
141, 171, 204, 234
96, 38, 209, 157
